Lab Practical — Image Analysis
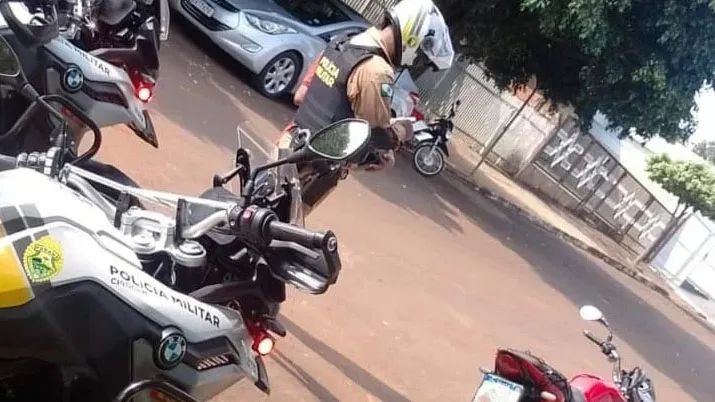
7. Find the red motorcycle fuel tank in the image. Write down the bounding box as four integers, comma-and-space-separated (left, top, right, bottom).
570, 374, 626, 402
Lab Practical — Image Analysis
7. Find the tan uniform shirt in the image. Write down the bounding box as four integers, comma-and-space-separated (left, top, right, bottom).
346, 28, 395, 131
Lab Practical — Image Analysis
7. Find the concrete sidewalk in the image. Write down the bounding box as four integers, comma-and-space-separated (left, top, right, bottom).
432, 147, 715, 333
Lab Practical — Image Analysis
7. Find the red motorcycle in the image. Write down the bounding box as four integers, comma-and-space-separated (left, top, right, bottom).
471, 305, 656, 402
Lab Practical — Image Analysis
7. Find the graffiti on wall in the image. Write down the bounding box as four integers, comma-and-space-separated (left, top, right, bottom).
538, 129, 669, 246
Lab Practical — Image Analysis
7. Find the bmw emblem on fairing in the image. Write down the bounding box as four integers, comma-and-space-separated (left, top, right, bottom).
62, 65, 84, 92
154, 330, 187, 370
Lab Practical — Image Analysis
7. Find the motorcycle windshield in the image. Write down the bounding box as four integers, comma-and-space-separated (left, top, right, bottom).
232, 126, 305, 228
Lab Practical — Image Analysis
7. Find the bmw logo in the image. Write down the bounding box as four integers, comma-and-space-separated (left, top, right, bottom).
154, 330, 187, 370
62, 65, 84, 93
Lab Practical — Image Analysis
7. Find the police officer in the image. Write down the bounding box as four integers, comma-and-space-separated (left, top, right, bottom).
282, 0, 455, 171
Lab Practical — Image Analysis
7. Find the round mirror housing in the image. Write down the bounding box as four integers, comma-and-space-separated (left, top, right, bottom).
579, 305, 604, 322
308, 118, 370, 161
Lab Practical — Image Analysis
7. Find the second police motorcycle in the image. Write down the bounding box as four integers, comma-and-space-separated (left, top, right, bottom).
0, 0, 165, 162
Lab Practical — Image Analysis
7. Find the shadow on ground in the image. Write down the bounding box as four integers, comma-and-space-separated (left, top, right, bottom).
271, 350, 341, 402
351, 153, 470, 233
354, 154, 715, 400
280, 316, 412, 402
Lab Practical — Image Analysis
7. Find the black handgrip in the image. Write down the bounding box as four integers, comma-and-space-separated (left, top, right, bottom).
268, 220, 327, 249
0, 154, 16, 171
583, 330, 603, 346
0, 0, 59, 46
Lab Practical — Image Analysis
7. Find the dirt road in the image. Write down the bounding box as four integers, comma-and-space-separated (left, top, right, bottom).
96, 21, 715, 401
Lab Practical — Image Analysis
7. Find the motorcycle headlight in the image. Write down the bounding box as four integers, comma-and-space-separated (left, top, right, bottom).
445, 130, 452, 140
245, 14, 296, 35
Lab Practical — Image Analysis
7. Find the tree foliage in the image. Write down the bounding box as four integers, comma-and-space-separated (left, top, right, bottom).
436, 0, 715, 142
692, 140, 715, 164
646, 154, 715, 219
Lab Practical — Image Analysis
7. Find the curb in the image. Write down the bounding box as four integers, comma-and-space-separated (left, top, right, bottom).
442, 166, 715, 333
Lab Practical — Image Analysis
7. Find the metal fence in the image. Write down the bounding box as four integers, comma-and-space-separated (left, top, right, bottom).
522, 128, 673, 254
341, 0, 398, 24
413, 61, 559, 175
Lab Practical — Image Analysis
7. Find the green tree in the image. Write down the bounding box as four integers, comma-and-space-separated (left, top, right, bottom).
639, 154, 715, 262
435, 0, 715, 142
693, 140, 715, 164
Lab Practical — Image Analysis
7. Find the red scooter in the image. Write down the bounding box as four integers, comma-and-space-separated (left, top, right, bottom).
471, 305, 656, 402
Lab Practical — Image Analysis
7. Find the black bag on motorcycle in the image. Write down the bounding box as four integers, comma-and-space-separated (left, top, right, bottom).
494, 348, 572, 402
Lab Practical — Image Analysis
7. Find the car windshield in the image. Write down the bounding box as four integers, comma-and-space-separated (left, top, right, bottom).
273, 0, 350, 26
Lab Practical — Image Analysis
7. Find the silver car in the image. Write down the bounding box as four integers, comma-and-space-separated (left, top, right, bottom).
171, 0, 371, 98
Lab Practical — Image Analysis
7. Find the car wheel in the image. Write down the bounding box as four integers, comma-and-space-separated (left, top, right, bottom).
254, 51, 302, 99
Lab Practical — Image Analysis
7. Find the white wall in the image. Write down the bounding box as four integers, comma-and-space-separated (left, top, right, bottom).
653, 213, 714, 282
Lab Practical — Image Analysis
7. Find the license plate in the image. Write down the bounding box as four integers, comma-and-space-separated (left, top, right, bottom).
188, 0, 214, 17
471, 373, 524, 402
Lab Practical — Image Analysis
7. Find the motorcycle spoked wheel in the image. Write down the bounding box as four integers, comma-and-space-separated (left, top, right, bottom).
412, 143, 445, 177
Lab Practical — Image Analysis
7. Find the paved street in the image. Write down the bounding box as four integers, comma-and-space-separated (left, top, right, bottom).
96, 20, 715, 401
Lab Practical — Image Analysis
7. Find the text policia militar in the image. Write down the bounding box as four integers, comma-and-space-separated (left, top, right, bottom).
109, 266, 221, 328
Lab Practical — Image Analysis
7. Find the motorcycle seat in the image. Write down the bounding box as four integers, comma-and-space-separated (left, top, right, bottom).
569, 385, 587, 402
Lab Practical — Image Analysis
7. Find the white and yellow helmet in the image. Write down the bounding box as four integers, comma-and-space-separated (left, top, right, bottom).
386, 0, 454, 69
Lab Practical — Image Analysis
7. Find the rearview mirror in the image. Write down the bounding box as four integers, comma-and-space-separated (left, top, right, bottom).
579, 305, 603, 322
307, 118, 370, 161
579, 304, 613, 341
242, 119, 370, 201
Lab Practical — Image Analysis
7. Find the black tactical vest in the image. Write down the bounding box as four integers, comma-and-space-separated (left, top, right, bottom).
293, 35, 384, 133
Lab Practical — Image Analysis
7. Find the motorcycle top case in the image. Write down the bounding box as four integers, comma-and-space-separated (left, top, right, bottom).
0, 168, 261, 401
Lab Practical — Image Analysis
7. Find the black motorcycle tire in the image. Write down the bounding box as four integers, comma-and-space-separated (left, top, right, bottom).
412, 142, 445, 177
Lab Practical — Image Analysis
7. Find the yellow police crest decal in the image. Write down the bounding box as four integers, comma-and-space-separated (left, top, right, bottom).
23, 235, 63, 283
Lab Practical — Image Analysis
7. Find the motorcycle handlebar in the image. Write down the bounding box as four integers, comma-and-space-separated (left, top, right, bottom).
583, 330, 603, 347
268, 220, 330, 249
0, 149, 333, 253
228, 205, 332, 251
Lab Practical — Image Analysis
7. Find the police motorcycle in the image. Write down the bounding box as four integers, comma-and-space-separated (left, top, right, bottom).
0, 34, 369, 402
0, 0, 159, 161
405, 99, 459, 177
55, 0, 169, 85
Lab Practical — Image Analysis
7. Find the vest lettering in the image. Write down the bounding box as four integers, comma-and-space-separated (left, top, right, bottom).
294, 35, 383, 132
